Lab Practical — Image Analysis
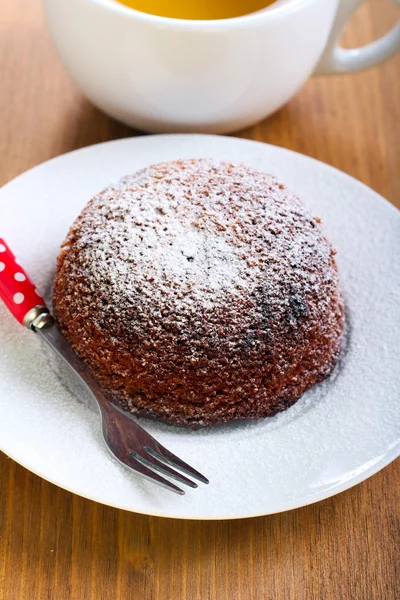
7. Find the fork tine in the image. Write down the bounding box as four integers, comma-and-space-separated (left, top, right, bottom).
123, 452, 185, 495
144, 445, 209, 484
131, 451, 198, 488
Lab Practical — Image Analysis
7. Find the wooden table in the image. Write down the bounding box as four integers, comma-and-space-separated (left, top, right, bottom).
0, 1, 399, 598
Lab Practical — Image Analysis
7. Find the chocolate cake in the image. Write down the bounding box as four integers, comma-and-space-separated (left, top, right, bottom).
53, 159, 344, 427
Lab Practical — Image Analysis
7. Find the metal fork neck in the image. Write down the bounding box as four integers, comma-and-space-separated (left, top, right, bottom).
24, 305, 54, 330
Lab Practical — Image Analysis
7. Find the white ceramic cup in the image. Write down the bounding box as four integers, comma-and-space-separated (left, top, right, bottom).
44, 0, 400, 134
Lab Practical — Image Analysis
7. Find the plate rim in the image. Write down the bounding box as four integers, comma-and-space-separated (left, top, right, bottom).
1, 423, 398, 520
2, 133, 399, 219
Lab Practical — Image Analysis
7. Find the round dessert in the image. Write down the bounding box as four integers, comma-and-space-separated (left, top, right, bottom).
53, 159, 344, 427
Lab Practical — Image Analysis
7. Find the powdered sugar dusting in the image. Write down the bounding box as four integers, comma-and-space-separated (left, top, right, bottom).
58, 159, 335, 325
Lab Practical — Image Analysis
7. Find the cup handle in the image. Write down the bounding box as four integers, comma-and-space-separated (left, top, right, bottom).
314, 0, 400, 74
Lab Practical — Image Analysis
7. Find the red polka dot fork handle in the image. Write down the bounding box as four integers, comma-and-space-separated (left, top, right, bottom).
0, 238, 50, 328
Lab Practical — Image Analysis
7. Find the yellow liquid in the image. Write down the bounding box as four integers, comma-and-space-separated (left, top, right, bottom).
114, 0, 275, 20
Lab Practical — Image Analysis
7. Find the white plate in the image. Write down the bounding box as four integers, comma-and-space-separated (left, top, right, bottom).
0, 134, 399, 520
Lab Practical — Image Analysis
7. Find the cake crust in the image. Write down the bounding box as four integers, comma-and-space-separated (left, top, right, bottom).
53, 159, 344, 427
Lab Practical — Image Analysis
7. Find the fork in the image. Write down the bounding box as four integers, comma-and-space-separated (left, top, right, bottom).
0, 238, 208, 494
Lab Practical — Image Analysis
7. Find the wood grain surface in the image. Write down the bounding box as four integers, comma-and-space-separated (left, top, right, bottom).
0, 1, 399, 599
